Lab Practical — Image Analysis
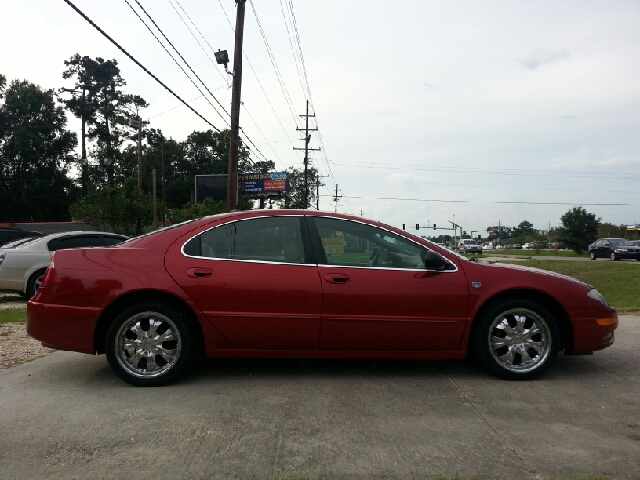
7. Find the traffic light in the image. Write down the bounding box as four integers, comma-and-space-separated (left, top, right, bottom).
416, 224, 419, 230
433, 224, 436, 229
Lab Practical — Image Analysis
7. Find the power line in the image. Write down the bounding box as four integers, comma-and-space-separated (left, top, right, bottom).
124, 0, 230, 126
323, 195, 627, 206
62, 0, 221, 133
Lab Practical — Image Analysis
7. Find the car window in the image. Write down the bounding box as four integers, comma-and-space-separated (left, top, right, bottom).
184, 216, 308, 264
102, 235, 126, 246
48, 235, 103, 251
313, 217, 425, 269
610, 239, 633, 247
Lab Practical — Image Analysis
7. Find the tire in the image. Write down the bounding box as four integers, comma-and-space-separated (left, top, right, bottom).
26, 269, 46, 299
589, 251, 596, 260
105, 302, 193, 387
610, 252, 618, 261
473, 299, 560, 380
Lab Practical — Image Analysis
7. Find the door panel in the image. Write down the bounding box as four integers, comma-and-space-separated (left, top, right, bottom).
309, 216, 468, 352
166, 216, 322, 350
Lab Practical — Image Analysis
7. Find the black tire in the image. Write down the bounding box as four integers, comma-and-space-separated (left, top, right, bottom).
589, 251, 596, 260
26, 269, 46, 299
610, 252, 618, 261
105, 302, 193, 387
473, 299, 560, 380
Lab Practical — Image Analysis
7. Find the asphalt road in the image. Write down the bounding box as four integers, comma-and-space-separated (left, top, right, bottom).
1, 317, 639, 480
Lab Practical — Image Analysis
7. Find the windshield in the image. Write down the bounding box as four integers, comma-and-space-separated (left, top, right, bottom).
1, 237, 39, 249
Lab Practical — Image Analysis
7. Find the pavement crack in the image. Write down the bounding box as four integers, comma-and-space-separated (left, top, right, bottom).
448, 377, 542, 480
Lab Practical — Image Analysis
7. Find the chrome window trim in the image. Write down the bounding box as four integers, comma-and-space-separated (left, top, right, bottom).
310, 214, 459, 273
181, 214, 315, 266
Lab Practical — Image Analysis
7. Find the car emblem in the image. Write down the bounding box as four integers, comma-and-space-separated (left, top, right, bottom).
472, 282, 481, 288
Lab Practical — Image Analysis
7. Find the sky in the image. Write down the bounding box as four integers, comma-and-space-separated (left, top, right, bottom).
1, 0, 639, 236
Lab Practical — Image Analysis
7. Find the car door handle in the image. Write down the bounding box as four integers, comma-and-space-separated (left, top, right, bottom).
187, 267, 213, 278
324, 273, 351, 284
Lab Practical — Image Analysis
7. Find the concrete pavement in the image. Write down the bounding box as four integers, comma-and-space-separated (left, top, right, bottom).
1, 316, 639, 480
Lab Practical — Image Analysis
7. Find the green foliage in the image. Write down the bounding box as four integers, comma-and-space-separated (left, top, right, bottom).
70, 178, 163, 235
0, 77, 78, 221
281, 166, 318, 209
598, 222, 628, 239
0, 73, 6, 98
556, 207, 600, 254
168, 197, 227, 224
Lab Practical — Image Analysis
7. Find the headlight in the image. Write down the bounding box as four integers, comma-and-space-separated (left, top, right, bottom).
587, 288, 609, 306
615, 248, 626, 253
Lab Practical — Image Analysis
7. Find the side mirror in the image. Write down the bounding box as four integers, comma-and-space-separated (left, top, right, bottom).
421, 249, 448, 271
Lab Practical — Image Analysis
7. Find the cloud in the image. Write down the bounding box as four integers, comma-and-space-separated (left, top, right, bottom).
518, 49, 570, 70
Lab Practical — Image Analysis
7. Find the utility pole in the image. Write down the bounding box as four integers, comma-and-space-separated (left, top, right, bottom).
332, 184, 342, 212
152, 169, 157, 229
315, 175, 327, 210
293, 100, 320, 208
226, 0, 246, 212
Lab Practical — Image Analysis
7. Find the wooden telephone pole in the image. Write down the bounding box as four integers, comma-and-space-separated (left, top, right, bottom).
226, 0, 246, 211
293, 100, 320, 209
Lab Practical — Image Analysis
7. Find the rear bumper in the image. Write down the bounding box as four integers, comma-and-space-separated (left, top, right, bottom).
27, 300, 102, 354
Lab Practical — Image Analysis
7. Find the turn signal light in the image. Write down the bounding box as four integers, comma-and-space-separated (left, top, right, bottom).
596, 317, 618, 326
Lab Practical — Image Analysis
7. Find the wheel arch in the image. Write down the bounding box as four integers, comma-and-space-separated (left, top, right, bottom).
93, 290, 205, 356
469, 289, 573, 353
26, 267, 48, 296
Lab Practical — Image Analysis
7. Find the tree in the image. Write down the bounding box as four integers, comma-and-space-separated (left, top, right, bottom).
0, 73, 6, 99
60, 55, 149, 189
0, 78, 78, 221
69, 178, 162, 235
598, 223, 627, 239
281, 166, 318, 209
556, 207, 600, 254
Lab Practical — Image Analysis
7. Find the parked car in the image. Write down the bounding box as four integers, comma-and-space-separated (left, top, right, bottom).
0, 227, 42, 247
482, 243, 494, 250
631, 240, 640, 248
0, 231, 127, 298
26, 211, 619, 386
588, 238, 640, 261
458, 238, 482, 254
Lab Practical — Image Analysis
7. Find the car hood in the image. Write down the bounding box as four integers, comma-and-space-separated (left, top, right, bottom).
473, 260, 593, 289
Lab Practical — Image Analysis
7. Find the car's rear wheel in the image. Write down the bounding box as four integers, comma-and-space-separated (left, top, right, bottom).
474, 299, 560, 380
105, 302, 193, 387
26, 269, 46, 298
610, 252, 618, 261
589, 251, 596, 260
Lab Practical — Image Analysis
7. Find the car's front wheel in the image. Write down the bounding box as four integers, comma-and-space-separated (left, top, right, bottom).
105, 302, 193, 387
474, 299, 560, 380
589, 251, 596, 260
610, 252, 618, 261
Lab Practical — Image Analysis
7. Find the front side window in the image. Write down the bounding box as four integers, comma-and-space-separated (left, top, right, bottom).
184, 216, 308, 264
313, 217, 425, 269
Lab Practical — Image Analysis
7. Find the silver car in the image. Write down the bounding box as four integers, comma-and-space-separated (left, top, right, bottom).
0, 231, 126, 298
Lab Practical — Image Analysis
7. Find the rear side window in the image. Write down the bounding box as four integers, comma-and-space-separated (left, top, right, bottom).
48, 235, 103, 251
102, 235, 126, 246
184, 216, 308, 264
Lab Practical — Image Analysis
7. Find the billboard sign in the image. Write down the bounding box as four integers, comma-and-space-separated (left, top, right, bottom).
195, 174, 227, 204
239, 172, 287, 198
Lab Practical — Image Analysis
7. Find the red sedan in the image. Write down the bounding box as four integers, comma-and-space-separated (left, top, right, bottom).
27, 210, 618, 386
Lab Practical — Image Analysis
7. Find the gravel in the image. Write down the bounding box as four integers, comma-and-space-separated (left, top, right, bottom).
0, 292, 54, 372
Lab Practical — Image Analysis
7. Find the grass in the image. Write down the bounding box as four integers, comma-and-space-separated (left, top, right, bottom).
500, 259, 640, 312
490, 249, 587, 257
0, 308, 26, 325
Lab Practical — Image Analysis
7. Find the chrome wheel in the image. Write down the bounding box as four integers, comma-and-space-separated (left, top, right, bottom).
114, 311, 182, 379
488, 307, 552, 374
589, 251, 596, 260
610, 252, 617, 261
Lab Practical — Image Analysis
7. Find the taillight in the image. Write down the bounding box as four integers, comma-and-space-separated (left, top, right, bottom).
40, 253, 56, 288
